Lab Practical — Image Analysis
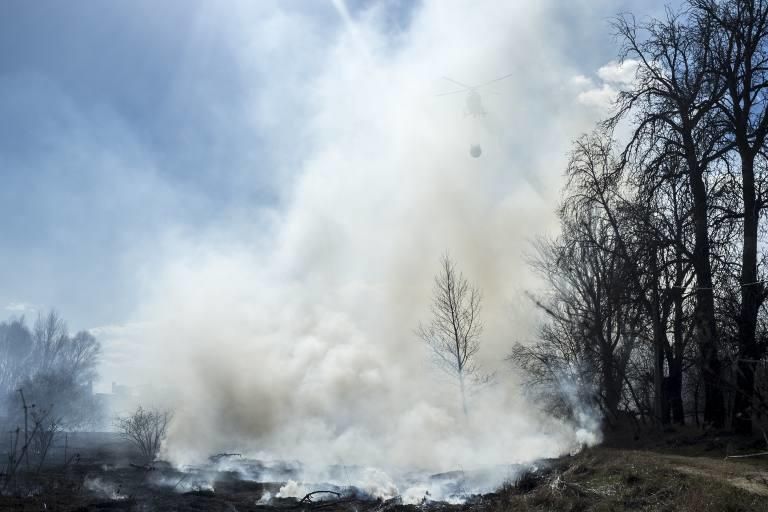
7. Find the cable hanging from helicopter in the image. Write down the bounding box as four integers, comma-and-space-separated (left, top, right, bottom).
437, 73, 514, 158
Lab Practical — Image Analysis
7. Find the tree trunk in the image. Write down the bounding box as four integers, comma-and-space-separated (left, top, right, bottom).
670, 287, 686, 425
734, 154, 761, 434
601, 341, 621, 426
668, 366, 684, 424
653, 320, 669, 425
689, 163, 725, 428
650, 249, 669, 425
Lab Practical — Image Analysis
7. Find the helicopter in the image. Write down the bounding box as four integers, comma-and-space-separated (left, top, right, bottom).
437, 73, 514, 157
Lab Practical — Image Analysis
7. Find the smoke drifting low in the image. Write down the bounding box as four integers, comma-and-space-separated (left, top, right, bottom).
119, 0, 612, 471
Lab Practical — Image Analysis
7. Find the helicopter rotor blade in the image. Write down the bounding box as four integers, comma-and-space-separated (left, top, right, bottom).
441, 76, 473, 90
435, 89, 469, 97
474, 72, 515, 90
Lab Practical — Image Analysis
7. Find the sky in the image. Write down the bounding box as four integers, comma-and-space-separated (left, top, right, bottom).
1, 0, 677, 467
0, 0, 670, 329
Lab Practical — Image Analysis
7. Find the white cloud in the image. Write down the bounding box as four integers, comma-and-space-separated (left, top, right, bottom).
569, 74, 594, 88
577, 83, 618, 109
572, 58, 640, 110
597, 59, 639, 85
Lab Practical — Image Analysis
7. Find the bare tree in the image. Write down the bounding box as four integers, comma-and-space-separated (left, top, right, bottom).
31, 311, 68, 374
60, 331, 100, 385
5, 311, 104, 429
509, 0, 768, 437
417, 254, 483, 417
115, 406, 172, 463
0, 319, 32, 395
692, 0, 768, 434
29, 407, 60, 472
2, 402, 48, 491
512, 207, 642, 428
611, 6, 731, 428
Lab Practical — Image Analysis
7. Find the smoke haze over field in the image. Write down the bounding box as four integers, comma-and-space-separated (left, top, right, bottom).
0, 0, 674, 471
132, 0, 619, 467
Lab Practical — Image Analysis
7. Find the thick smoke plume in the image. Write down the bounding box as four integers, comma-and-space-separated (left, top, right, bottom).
113, 0, 614, 472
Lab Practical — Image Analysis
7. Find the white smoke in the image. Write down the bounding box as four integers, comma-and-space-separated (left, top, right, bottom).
84, 477, 127, 501
109, 0, 617, 473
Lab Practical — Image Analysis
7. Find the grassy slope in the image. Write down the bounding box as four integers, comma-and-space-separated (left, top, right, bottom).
488, 445, 768, 512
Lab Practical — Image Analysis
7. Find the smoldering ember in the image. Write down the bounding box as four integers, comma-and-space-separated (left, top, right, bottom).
3, 1, 768, 511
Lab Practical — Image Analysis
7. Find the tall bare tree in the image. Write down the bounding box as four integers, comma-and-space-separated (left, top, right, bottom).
417, 254, 483, 417
692, 0, 768, 434
514, 0, 768, 438
612, 7, 731, 427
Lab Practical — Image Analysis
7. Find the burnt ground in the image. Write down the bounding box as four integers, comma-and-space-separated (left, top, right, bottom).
1, 429, 768, 511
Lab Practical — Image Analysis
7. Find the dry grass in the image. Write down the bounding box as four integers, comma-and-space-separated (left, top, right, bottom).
486, 447, 768, 512
1, 440, 767, 511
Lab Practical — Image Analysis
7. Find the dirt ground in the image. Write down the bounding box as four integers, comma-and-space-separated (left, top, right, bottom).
1, 431, 768, 511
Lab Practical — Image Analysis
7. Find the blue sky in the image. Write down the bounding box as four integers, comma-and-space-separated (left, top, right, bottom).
0, 0, 305, 327
0, 0, 673, 333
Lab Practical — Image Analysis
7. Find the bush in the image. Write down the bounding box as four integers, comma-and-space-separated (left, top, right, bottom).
115, 406, 172, 463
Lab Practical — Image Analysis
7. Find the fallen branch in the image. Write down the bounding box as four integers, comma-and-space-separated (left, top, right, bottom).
725, 452, 768, 459
300, 490, 341, 504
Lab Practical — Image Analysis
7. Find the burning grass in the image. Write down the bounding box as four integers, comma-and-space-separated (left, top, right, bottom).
1, 434, 767, 511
